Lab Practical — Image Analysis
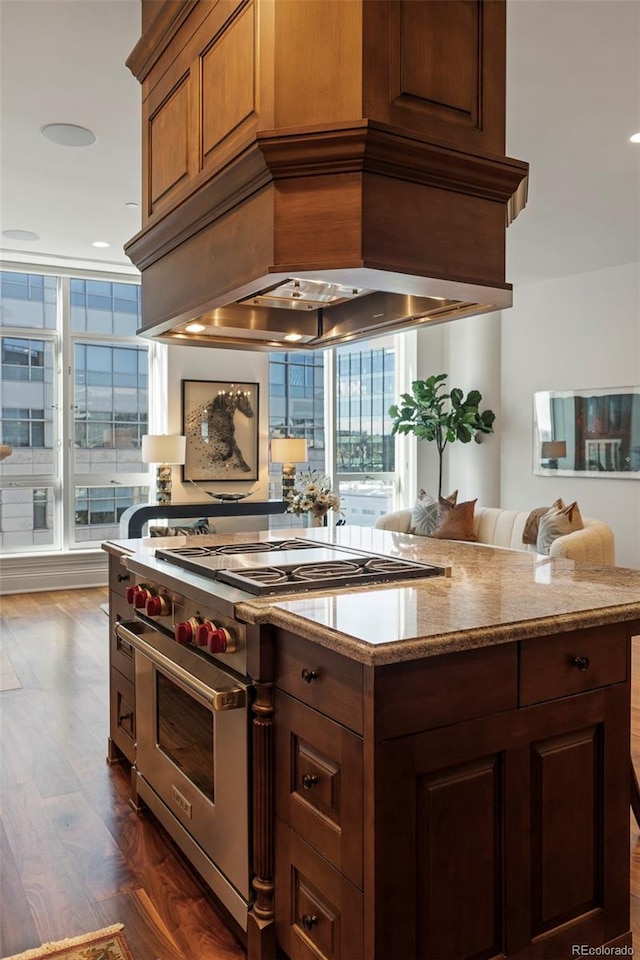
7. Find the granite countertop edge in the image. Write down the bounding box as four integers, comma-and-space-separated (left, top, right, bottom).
235, 600, 640, 665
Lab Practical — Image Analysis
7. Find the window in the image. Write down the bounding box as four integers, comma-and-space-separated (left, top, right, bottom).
334, 336, 397, 525
268, 352, 325, 498
268, 335, 401, 528
2, 408, 47, 447
33, 488, 47, 529
1, 337, 46, 380
0, 271, 149, 552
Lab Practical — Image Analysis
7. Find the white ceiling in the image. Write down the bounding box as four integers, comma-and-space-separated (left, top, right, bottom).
1, 0, 638, 285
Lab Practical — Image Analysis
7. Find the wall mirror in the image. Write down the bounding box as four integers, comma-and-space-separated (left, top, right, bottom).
533, 386, 640, 478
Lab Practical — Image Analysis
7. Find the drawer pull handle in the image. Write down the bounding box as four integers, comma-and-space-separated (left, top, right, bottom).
117, 573, 130, 583
302, 773, 319, 790
302, 914, 318, 932
572, 655, 590, 671
118, 711, 133, 725
301, 667, 319, 683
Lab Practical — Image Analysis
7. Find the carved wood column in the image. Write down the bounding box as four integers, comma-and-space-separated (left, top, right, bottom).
247, 680, 275, 960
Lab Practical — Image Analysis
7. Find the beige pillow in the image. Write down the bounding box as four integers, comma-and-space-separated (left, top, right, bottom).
536, 501, 583, 555
522, 498, 565, 545
410, 489, 458, 537
430, 497, 478, 542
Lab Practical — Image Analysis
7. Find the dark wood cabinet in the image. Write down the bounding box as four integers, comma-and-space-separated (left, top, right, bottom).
376, 684, 629, 959
271, 624, 634, 959
106, 552, 136, 764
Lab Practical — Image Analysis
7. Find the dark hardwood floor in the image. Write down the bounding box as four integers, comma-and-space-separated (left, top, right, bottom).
1, 588, 640, 959
0, 589, 245, 960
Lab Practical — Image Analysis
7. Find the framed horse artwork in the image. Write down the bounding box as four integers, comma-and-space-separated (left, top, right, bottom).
181, 380, 259, 482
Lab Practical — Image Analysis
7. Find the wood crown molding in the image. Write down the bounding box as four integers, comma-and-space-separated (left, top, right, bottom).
126, 0, 200, 82
126, 120, 529, 274
258, 121, 529, 209
125, 141, 271, 271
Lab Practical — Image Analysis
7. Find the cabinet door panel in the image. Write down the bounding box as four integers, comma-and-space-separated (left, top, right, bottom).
275, 819, 363, 960
531, 726, 602, 934
148, 73, 192, 212
201, 2, 256, 162
275, 691, 363, 889
376, 686, 629, 960
415, 754, 504, 960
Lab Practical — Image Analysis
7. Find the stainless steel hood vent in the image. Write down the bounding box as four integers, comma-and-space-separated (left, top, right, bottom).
137, 269, 515, 353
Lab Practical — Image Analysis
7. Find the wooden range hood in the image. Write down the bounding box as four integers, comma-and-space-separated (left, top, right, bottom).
125, 0, 529, 351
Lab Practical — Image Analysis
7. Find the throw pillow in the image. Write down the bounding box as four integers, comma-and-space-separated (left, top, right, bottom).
536, 501, 583, 555
522, 498, 565, 545
149, 517, 215, 537
430, 497, 478, 542
410, 489, 458, 537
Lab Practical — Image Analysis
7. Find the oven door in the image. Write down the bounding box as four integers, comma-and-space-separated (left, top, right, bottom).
115, 621, 250, 904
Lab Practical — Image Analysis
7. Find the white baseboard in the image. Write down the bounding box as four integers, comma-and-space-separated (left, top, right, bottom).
0, 551, 108, 595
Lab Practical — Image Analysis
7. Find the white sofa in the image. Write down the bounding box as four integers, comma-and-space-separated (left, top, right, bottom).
374, 505, 616, 565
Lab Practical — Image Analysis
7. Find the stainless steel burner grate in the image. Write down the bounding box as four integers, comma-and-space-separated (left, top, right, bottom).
291, 561, 361, 581
232, 567, 290, 584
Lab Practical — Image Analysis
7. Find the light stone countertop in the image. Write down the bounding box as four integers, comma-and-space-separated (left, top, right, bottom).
103, 526, 640, 666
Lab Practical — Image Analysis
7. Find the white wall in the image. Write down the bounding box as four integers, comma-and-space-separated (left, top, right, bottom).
501, 261, 640, 569
165, 343, 271, 533
413, 262, 639, 568
414, 312, 501, 506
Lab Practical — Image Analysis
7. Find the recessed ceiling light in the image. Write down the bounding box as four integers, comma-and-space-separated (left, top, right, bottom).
124, 201, 139, 209
184, 322, 206, 333
630, 133, 640, 143
41, 123, 96, 147
2, 229, 39, 241
92, 240, 110, 248
284, 333, 303, 342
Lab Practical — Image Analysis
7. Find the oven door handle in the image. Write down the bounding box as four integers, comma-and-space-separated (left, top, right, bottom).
114, 621, 246, 712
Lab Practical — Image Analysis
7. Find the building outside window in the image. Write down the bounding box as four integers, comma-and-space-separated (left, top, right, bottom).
0, 270, 149, 552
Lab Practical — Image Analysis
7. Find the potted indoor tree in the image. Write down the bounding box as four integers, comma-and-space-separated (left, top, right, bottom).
389, 374, 496, 498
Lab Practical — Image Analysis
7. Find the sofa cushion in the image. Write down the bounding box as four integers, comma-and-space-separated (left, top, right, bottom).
536, 501, 584, 555
430, 497, 478, 542
149, 517, 215, 537
410, 489, 457, 537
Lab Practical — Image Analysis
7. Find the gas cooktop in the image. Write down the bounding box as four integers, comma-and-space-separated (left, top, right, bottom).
155, 538, 449, 596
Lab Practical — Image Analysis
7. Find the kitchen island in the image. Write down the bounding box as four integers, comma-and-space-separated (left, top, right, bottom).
103, 526, 640, 960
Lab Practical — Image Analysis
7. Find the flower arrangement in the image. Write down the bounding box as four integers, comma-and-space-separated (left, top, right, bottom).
287, 470, 341, 521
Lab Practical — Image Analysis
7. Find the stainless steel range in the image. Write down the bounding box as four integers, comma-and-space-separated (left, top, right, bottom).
115, 537, 448, 932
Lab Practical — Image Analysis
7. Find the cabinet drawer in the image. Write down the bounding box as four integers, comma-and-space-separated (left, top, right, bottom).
110, 667, 136, 763
374, 643, 518, 739
275, 691, 363, 889
520, 625, 628, 706
108, 554, 133, 598
274, 631, 363, 734
109, 592, 136, 681
275, 819, 363, 960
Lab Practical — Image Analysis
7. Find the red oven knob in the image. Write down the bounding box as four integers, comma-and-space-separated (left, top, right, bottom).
196, 621, 233, 654
133, 588, 152, 609
175, 619, 200, 646
146, 594, 170, 617
125, 585, 140, 605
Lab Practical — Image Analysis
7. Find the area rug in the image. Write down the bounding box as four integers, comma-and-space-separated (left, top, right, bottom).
2, 924, 135, 960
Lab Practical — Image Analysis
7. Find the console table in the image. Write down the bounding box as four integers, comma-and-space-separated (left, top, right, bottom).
119, 499, 288, 539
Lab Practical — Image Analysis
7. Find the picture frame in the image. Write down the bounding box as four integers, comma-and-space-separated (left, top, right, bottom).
533, 385, 640, 478
181, 380, 259, 482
